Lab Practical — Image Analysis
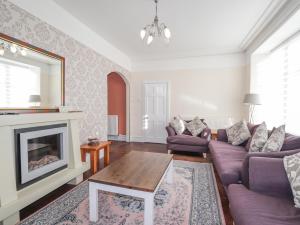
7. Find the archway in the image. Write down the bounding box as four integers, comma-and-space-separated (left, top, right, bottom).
107, 72, 130, 142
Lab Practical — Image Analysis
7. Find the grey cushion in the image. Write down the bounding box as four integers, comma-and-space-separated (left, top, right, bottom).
226, 121, 251, 146
185, 116, 206, 136
283, 152, 300, 208
169, 116, 185, 135
262, 125, 285, 152
249, 122, 268, 152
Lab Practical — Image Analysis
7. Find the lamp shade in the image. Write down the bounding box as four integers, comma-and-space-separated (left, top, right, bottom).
243, 93, 262, 105
29, 95, 41, 103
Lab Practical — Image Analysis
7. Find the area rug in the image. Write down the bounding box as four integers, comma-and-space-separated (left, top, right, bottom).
19, 161, 225, 225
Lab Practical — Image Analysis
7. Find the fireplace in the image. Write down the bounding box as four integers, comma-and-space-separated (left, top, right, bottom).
15, 124, 68, 190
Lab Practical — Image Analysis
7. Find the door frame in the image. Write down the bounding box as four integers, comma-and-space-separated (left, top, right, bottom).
143, 80, 170, 143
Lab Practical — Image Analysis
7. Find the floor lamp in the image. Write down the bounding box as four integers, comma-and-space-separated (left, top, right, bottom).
243, 93, 262, 123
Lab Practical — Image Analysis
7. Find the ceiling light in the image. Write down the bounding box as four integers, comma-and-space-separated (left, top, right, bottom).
0, 45, 4, 56
147, 35, 154, 45
140, 0, 171, 45
163, 27, 171, 39
20, 48, 27, 56
140, 28, 146, 40
10, 44, 17, 54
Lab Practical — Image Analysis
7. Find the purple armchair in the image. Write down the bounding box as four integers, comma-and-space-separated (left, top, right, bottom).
166, 124, 211, 156
228, 157, 300, 225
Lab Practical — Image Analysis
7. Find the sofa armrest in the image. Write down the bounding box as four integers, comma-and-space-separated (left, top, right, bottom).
217, 129, 228, 142
241, 149, 300, 187
201, 127, 211, 141
166, 125, 176, 137
249, 157, 292, 198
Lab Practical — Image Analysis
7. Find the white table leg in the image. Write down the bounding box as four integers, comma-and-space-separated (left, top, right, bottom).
89, 182, 99, 222
166, 160, 173, 184
144, 193, 154, 225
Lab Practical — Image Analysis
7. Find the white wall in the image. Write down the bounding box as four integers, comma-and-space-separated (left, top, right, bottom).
130, 54, 248, 139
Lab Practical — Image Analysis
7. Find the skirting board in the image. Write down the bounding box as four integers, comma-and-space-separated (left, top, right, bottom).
108, 135, 127, 142
130, 136, 167, 144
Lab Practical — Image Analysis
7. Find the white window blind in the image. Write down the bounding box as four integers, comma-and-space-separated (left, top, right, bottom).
254, 36, 300, 134
0, 59, 40, 108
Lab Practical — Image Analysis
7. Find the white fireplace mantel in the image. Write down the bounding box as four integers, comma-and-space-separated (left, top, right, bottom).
0, 112, 89, 225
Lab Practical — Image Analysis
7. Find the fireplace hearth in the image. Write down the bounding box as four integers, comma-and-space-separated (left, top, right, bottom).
15, 124, 69, 190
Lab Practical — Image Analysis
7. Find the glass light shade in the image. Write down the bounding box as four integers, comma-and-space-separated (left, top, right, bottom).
10, 44, 17, 54
20, 48, 27, 56
140, 28, 146, 40
163, 27, 171, 39
147, 35, 153, 45
0, 46, 4, 56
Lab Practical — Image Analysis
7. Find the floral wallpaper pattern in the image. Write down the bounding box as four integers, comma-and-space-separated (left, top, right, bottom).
0, 0, 130, 142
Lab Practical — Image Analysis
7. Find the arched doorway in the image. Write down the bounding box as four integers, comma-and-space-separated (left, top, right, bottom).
107, 72, 129, 142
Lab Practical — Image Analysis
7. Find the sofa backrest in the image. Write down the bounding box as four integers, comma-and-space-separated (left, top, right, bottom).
218, 123, 300, 151
249, 157, 293, 199
241, 148, 300, 188
281, 133, 300, 151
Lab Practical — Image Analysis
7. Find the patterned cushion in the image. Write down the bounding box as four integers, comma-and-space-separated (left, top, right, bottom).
249, 122, 268, 152
185, 117, 207, 137
226, 121, 251, 146
262, 125, 285, 152
170, 116, 185, 135
283, 152, 300, 208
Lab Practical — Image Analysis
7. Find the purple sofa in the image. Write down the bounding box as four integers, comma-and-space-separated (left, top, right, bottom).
166, 124, 211, 155
209, 125, 300, 188
228, 157, 300, 225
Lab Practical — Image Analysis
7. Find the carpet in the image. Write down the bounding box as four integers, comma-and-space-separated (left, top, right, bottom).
19, 161, 225, 225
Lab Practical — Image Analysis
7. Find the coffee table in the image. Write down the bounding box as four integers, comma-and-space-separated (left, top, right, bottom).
88, 151, 173, 225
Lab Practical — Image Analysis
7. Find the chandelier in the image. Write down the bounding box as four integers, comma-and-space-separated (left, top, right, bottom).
0, 41, 27, 57
140, 0, 171, 45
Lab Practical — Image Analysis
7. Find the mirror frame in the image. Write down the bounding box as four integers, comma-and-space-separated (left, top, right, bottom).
0, 32, 65, 112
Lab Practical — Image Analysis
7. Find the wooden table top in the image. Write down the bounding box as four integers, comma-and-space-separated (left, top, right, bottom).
80, 141, 112, 150
89, 151, 173, 192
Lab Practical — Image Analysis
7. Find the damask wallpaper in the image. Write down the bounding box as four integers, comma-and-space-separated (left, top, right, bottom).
0, 0, 130, 142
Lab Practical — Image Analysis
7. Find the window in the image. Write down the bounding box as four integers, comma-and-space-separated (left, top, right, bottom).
0, 58, 40, 108
253, 35, 300, 134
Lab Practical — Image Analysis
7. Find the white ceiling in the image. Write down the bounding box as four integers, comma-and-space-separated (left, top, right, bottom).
53, 0, 285, 62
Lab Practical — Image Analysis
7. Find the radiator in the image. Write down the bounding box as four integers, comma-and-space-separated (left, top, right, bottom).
108, 115, 119, 135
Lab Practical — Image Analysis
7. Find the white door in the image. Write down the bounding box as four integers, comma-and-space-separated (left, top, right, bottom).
143, 82, 168, 143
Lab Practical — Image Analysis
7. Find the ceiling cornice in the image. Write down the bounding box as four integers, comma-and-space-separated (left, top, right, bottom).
239, 0, 288, 51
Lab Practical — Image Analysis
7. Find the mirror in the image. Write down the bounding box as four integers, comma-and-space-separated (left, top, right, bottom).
0, 33, 64, 110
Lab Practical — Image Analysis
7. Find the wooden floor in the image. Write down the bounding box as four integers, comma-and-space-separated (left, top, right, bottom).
20, 141, 233, 225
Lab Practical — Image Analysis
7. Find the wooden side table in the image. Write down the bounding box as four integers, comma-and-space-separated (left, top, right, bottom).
80, 141, 112, 174
211, 129, 218, 140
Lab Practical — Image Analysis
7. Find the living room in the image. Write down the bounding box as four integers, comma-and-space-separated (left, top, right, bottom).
0, 0, 300, 225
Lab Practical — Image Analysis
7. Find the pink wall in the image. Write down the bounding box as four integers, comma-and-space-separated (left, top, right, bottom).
107, 72, 126, 135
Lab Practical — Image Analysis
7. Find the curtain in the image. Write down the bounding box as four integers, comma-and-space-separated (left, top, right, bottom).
253, 36, 300, 134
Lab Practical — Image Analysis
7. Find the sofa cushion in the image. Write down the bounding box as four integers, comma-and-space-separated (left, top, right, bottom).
185, 116, 206, 136
228, 184, 300, 225
262, 125, 285, 152
226, 121, 251, 146
169, 116, 185, 135
284, 152, 300, 208
209, 140, 247, 185
249, 122, 268, 152
167, 135, 208, 146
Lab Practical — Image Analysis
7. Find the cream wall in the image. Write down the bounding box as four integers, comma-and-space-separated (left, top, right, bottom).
130, 61, 248, 139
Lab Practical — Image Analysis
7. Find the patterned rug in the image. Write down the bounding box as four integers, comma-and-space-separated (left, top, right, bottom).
19, 161, 225, 225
